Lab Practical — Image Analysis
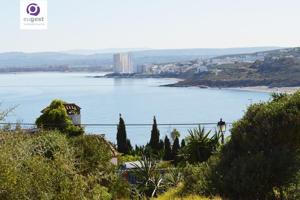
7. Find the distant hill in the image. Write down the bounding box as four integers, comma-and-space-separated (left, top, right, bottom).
170, 47, 300, 88
62, 48, 151, 55
0, 47, 282, 69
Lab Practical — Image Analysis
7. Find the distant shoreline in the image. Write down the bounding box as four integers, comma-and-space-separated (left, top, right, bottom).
226, 86, 300, 94
96, 73, 300, 93
1, 71, 297, 94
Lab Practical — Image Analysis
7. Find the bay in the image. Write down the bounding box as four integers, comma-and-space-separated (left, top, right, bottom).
0, 72, 270, 145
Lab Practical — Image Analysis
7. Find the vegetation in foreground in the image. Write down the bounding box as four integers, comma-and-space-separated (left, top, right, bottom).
0, 91, 299, 199
0, 131, 130, 199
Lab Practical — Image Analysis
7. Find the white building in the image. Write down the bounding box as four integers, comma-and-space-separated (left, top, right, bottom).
113, 53, 134, 73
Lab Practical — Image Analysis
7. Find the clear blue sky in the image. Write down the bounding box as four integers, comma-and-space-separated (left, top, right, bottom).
1, 0, 300, 52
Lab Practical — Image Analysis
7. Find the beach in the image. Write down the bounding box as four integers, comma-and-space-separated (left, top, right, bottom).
229, 86, 300, 94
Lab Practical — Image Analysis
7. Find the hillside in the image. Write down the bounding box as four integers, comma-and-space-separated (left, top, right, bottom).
169, 47, 300, 88
0, 47, 280, 70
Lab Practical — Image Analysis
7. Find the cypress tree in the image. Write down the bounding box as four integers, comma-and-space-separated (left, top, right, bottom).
116, 114, 130, 154
172, 137, 180, 159
181, 139, 186, 148
158, 139, 164, 151
163, 136, 172, 160
149, 116, 160, 150
126, 139, 133, 153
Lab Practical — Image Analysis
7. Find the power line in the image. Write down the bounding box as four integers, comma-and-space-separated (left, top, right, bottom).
0, 122, 233, 127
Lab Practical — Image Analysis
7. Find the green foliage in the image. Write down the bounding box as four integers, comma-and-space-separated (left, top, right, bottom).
65, 125, 84, 136
30, 131, 73, 160
213, 91, 300, 200
182, 156, 219, 196
107, 175, 131, 199
163, 136, 172, 161
181, 139, 186, 148
172, 137, 180, 163
0, 131, 128, 199
155, 182, 222, 200
163, 168, 183, 188
180, 126, 221, 164
116, 114, 132, 154
35, 99, 84, 137
70, 135, 113, 175
132, 156, 164, 198
149, 116, 160, 150
119, 154, 141, 164
170, 128, 180, 141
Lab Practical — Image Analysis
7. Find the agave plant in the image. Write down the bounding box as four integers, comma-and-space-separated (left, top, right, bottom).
132, 156, 164, 198
179, 125, 221, 163
163, 167, 183, 188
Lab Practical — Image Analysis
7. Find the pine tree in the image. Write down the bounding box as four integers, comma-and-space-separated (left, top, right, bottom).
172, 137, 180, 159
163, 136, 172, 160
116, 114, 130, 154
149, 116, 160, 150
181, 139, 186, 148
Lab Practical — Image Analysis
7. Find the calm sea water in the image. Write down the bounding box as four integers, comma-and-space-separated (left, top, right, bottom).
0, 72, 270, 145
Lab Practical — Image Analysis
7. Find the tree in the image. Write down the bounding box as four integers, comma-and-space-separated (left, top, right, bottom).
126, 139, 133, 153
181, 139, 186, 148
158, 139, 164, 151
170, 129, 180, 142
116, 114, 131, 154
149, 116, 160, 150
36, 99, 83, 136
163, 136, 172, 161
172, 137, 180, 161
214, 91, 300, 199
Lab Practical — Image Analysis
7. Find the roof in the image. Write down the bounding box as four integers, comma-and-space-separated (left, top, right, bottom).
63, 103, 81, 112
41, 103, 81, 113
122, 161, 143, 169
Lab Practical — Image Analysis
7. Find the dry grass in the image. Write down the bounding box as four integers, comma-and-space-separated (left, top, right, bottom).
154, 184, 222, 200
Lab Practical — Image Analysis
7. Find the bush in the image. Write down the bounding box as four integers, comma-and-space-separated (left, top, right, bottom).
0, 131, 128, 199
36, 99, 84, 137
119, 154, 141, 164
65, 125, 84, 136
70, 135, 114, 175
182, 156, 219, 196
213, 91, 300, 199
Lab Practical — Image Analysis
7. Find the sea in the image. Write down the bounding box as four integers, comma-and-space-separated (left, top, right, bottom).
0, 72, 270, 145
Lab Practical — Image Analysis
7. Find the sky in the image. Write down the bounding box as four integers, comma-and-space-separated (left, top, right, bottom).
1, 0, 300, 52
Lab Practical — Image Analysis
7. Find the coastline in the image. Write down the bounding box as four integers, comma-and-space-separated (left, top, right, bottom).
227, 86, 300, 94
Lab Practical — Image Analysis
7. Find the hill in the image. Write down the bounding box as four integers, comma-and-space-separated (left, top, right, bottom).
169, 47, 300, 88
0, 47, 281, 70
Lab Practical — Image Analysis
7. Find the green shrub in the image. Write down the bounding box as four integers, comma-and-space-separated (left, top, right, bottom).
36, 99, 84, 137
182, 156, 219, 196
119, 154, 141, 164
0, 131, 127, 199
213, 91, 300, 200
70, 135, 113, 175
65, 125, 84, 137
